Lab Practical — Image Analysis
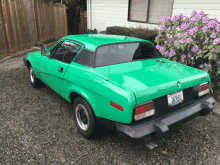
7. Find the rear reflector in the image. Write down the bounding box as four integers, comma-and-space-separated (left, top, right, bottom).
134, 102, 155, 121
110, 101, 123, 111
198, 82, 209, 96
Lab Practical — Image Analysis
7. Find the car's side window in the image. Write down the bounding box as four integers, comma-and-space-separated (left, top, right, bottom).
50, 42, 63, 57
63, 42, 82, 64
52, 41, 82, 63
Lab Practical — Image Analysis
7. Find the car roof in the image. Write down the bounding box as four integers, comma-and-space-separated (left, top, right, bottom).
62, 34, 152, 51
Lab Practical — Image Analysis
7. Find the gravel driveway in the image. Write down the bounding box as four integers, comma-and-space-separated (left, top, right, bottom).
0, 55, 220, 165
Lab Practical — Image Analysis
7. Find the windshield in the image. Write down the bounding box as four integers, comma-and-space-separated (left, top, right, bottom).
95, 42, 162, 67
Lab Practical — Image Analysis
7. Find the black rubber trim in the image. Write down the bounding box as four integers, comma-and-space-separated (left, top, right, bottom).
94, 41, 162, 68
116, 95, 215, 144
23, 57, 26, 65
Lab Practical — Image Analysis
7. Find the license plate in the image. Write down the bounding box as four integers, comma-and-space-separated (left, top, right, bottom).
167, 90, 184, 107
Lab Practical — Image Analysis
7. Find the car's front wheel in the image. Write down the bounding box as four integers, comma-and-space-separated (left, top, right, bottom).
29, 65, 43, 88
73, 97, 97, 139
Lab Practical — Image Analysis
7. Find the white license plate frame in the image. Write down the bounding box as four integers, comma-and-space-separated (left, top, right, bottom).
167, 90, 184, 107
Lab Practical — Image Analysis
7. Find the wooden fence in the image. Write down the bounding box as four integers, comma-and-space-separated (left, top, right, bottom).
0, 0, 68, 60
53, 4, 68, 40
78, 10, 87, 34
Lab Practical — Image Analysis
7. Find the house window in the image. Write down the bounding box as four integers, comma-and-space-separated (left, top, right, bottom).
128, 0, 174, 24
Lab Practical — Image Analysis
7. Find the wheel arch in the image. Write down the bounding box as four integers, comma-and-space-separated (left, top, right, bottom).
25, 60, 31, 70
25, 58, 37, 76
69, 89, 98, 116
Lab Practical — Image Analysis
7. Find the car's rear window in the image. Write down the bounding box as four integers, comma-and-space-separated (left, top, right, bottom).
95, 42, 162, 67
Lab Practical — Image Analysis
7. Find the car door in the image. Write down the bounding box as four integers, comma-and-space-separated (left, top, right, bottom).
45, 41, 83, 94
35, 41, 63, 82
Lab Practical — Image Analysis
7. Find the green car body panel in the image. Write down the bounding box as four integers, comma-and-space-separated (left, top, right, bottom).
25, 34, 211, 124
95, 58, 210, 104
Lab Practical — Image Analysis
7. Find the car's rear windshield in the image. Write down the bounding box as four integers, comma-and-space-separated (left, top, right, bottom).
95, 42, 162, 67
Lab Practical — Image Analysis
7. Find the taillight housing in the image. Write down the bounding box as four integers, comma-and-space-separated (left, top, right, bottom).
198, 82, 209, 96
134, 101, 155, 121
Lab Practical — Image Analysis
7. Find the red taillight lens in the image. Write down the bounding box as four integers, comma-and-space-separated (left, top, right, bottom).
110, 101, 123, 111
198, 82, 209, 96
199, 84, 209, 92
135, 103, 154, 115
136, 106, 146, 115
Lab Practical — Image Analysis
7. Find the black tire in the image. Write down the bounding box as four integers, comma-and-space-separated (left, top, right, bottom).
73, 96, 97, 139
29, 65, 44, 88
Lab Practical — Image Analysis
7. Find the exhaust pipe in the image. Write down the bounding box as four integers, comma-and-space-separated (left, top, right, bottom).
144, 141, 159, 150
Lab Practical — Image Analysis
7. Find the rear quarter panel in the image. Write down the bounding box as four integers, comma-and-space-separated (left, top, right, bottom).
61, 62, 137, 124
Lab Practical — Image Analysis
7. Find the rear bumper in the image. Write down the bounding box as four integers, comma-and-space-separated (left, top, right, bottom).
116, 95, 215, 144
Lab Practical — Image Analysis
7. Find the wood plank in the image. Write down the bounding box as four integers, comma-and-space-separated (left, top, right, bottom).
0, 0, 9, 56
14, 0, 22, 48
172, 8, 220, 17
2, 0, 12, 52
174, 0, 220, 4
92, 7, 128, 11
92, 10, 128, 16
30, 0, 38, 44
92, 0, 128, 4
173, 3, 220, 10
8, 0, 18, 50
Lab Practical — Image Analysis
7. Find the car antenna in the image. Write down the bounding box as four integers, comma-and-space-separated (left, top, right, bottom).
106, 65, 110, 81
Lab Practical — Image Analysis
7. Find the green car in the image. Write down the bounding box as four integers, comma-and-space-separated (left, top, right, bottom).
23, 34, 215, 148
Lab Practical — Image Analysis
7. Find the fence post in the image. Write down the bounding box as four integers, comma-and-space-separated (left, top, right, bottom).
64, 5, 68, 36
8, 0, 18, 50
30, 0, 38, 44
1, 0, 11, 52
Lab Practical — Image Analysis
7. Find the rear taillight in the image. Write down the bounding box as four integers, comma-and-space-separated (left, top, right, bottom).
198, 82, 209, 96
134, 102, 155, 121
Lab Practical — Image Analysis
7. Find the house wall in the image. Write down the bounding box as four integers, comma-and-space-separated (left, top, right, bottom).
172, 0, 220, 19
88, 0, 159, 32
88, 0, 220, 33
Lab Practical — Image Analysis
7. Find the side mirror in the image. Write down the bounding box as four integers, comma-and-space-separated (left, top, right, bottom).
41, 50, 51, 58
41, 50, 48, 56
39, 43, 46, 50
39, 43, 50, 56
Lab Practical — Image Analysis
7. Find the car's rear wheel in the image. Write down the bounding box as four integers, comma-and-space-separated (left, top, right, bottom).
29, 65, 42, 88
73, 97, 97, 139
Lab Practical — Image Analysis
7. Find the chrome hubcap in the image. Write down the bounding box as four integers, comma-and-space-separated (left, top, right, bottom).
30, 67, 34, 83
75, 104, 89, 131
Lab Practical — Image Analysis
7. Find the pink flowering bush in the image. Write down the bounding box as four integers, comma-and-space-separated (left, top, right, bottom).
155, 11, 220, 93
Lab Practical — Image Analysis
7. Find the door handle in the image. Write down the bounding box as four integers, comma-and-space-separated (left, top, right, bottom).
58, 66, 63, 73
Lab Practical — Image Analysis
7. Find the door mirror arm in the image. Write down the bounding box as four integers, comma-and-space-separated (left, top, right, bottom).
40, 43, 51, 57
39, 43, 46, 50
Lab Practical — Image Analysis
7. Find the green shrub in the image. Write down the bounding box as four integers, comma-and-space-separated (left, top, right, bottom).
155, 11, 220, 93
106, 26, 158, 45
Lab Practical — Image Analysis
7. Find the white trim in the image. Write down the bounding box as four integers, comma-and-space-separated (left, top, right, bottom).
200, 82, 208, 86
87, 0, 92, 29
134, 109, 155, 121
198, 89, 209, 96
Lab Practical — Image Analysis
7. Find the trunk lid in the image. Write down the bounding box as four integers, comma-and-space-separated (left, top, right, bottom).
94, 58, 210, 104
